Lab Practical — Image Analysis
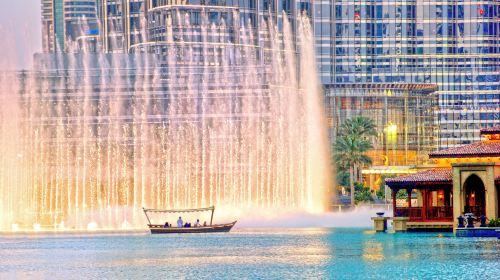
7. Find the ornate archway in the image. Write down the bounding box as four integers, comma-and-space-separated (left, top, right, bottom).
463, 174, 486, 217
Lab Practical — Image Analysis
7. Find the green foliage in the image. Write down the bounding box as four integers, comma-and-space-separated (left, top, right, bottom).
338, 116, 377, 139
336, 169, 350, 187
376, 188, 385, 200
354, 182, 364, 192
396, 189, 408, 200
354, 182, 374, 204
333, 116, 377, 204
333, 116, 377, 181
374, 175, 396, 200
379, 175, 396, 190
488, 218, 500, 227
334, 136, 373, 170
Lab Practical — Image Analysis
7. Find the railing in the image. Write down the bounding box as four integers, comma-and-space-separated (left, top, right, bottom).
426, 206, 453, 221
395, 207, 423, 221
395, 206, 453, 222
394, 207, 409, 217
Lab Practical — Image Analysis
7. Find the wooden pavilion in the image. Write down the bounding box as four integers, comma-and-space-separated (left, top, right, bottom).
386, 125, 500, 230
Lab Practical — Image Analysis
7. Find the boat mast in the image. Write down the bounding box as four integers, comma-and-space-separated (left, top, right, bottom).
210, 207, 214, 226
142, 207, 152, 225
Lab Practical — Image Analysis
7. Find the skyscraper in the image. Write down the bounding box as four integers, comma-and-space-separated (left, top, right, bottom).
311, 1, 500, 148
41, 0, 99, 53
99, 0, 301, 53
40, 1, 499, 148
99, 0, 146, 53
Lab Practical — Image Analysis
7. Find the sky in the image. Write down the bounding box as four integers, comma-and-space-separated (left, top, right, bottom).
0, 0, 42, 69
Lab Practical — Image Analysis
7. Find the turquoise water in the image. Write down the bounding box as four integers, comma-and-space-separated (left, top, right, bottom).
1, 228, 499, 279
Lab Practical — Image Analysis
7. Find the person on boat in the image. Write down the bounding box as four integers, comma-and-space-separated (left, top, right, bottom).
203, 221, 207, 227
194, 219, 201, 227
164, 222, 170, 228
177, 217, 183, 227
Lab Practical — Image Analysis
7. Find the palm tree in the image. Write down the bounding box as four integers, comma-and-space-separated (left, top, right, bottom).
334, 117, 376, 206
339, 116, 377, 139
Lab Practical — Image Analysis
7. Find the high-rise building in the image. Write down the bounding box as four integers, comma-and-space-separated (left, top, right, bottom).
45, 1, 298, 53
41, 1, 99, 53
311, 0, 500, 148
41, 1, 499, 149
99, 0, 301, 53
99, 0, 146, 53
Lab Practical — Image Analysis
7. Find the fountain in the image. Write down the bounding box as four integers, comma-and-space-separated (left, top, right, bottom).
0, 12, 331, 231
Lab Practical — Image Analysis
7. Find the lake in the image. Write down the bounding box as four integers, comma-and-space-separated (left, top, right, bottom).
1, 228, 499, 279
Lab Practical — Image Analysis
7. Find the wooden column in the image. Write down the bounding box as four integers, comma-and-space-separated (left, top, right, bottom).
407, 188, 412, 208
392, 188, 397, 215
407, 188, 412, 219
422, 189, 427, 221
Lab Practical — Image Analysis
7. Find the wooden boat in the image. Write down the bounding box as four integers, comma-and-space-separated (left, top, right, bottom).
147, 221, 236, 234
143, 206, 236, 234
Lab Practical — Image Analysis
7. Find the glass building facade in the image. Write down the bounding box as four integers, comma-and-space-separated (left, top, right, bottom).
41, 1, 499, 147
311, 0, 500, 148
325, 84, 438, 190
325, 84, 438, 169
41, 1, 99, 53
44, 1, 303, 53
100, 0, 304, 53
100, 0, 146, 52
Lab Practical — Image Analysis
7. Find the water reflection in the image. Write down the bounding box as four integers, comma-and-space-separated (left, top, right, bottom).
362, 241, 384, 262
0, 229, 499, 279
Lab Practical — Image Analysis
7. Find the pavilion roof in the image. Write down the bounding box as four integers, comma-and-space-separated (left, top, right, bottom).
429, 141, 500, 159
385, 169, 452, 188
480, 125, 500, 135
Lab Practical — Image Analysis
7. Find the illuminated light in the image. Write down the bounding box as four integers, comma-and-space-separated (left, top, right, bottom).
361, 168, 417, 175
386, 124, 397, 135
121, 220, 131, 229
87, 222, 98, 231
33, 223, 41, 231
385, 123, 398, 145
363, 242, 384, 262
11, 224, 19, 231
471, 193, 475, 198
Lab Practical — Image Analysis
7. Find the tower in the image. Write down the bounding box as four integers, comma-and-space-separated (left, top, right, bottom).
41, 0, 99, 53
313, 1, 500, 148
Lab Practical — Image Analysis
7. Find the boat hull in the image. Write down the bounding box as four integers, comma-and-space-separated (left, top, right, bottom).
149, 221, 236, 234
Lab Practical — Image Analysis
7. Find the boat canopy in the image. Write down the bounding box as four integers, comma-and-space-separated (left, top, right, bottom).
142, 206, 215, 213
142, 207, 215, 226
